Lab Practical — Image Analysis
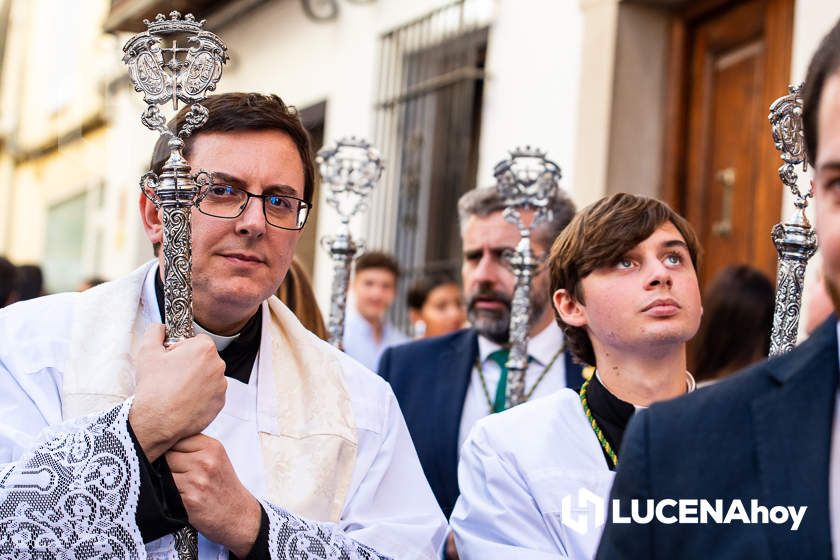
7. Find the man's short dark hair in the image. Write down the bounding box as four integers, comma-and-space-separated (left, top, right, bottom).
354, 251, 400, 279
803, 19, 840, 166
150, 92, 316, 203
548, 193, 701, 366
457, 186, 576, 249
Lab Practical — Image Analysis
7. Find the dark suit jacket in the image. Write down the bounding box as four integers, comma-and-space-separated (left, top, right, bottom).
378, 327, 583, 519
597, 316, 838, 560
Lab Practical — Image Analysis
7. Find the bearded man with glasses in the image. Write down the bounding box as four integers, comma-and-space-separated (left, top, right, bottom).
0, 93, 446, 559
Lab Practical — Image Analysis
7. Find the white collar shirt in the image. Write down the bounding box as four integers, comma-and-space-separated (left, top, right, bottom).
458, 322, 568, 452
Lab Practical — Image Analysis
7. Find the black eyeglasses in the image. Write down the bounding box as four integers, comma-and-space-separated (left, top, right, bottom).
196, 184, 311, 231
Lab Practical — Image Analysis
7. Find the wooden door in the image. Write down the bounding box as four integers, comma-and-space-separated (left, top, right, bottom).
663, 0, 794, 288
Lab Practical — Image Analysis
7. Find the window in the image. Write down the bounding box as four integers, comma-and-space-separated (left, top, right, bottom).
371, 0, 492, 327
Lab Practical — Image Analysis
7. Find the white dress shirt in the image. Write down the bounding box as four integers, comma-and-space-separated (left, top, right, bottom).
343, 307, 409, 371
458, 322, 568, 451
830, 321, 840, 559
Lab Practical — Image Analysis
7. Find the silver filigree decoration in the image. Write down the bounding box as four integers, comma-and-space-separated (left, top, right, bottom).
317, 137, 384, 348
493, 146, 562, 407
768, 83, 818, 356
262, 500, 391, 559
123, 12, 227, 123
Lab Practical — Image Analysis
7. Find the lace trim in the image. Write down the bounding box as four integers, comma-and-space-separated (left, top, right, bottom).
0, 400, 144, 559
262, 500, 392, 560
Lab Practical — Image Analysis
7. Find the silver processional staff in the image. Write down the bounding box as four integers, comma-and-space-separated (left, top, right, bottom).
493, 146, 562, 408
768, 83, 817, 356
318, 137, 384, 348
122, 11, 228, 558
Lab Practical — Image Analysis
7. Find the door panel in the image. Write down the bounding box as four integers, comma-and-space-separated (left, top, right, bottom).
668, 0, 793, 288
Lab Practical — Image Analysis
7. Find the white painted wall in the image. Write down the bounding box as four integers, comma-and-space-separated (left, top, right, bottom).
478, 0, 585, 202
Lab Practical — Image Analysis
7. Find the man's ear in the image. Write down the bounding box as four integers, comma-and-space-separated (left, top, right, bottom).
553, 289, 587, 327
139, 192, 163, 245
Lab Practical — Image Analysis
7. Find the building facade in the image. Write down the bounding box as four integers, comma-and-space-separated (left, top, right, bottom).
0, 0, 835, 321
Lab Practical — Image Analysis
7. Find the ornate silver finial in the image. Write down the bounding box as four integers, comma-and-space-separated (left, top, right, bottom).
123, 12, 227, 138
769, 83, 809, 209
493, 146, 562, 408
318, 136, 384, 224
768, 83, 818, 356
317, 136, 385, 348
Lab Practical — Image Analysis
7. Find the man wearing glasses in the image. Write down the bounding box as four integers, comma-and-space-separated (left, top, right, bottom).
0, 93, 446, 559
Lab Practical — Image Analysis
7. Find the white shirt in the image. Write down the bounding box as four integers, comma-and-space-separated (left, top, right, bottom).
451, 389, 614, 559
458, 322, 568, 451
829, 321, 840, 560
0, 265, 447, 559
343, 307, 409, 371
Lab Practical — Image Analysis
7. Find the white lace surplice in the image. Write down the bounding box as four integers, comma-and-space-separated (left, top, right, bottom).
0, 399, 394, 559
0, 401, 144, 558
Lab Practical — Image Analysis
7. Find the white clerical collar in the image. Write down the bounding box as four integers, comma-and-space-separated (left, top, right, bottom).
476, 322, 564, 364
835, 320, 840, 366
147, 263, 240, 352
595, 370, 696, 411
194, 321, 239, 352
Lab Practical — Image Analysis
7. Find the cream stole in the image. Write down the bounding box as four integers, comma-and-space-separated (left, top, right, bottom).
61, 262, 357, 522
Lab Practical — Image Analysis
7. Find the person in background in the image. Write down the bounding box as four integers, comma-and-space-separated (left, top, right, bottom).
15, 264, 44, 300
78, 277, 107, 291
0, 257, 17, 308
407, 272, 465, 339
378, 185, 581, 543
343, 251, 408, 370
690, 264, 774, 384
276, 256, 329, 340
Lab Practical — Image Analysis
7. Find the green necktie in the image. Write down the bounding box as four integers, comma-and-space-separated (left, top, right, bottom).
488, 349, 510, 413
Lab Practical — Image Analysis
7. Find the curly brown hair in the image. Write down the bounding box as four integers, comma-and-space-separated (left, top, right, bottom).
548, 193, 701, 366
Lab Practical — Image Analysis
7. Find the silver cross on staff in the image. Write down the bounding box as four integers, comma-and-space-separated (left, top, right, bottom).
768, 83, 818, 356
122, 11, 227, 558
318, 136, 384, 348
493, 146, 562, 408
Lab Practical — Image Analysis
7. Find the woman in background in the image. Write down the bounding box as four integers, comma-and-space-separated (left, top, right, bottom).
276, 256, 329, 340
407, 272, 465, 339
690, 265, 775, 384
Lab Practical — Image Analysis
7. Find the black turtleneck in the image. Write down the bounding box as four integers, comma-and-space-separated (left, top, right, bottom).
129, 271, 268, 558
585, 374, 635, 471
